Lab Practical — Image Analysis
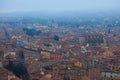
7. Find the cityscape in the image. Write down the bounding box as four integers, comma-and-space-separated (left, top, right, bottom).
0, 0, 120, 80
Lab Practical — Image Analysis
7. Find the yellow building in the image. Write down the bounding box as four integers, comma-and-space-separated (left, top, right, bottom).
74, 62, 82, 67
103, 51, 113, 57
41, 51, 50, 59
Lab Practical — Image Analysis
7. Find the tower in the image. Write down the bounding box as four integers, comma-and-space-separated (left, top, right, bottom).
0, 50, 4, 67
103, 37, 108, 47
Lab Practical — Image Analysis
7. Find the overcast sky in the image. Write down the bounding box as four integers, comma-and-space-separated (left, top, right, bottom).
0, 0, 120, 13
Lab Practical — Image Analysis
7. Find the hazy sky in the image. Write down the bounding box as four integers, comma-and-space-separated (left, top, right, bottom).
0, 0, 120, 13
